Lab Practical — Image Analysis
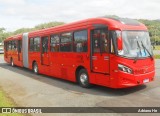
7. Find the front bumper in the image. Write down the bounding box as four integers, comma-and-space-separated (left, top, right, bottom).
115, 71, 155, 88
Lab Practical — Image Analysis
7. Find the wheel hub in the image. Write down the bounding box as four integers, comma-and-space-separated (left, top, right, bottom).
80, 73, 88, 85
34, 65, 38, 73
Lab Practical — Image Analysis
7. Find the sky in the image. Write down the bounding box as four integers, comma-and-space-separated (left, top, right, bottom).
0, 0, 159, 31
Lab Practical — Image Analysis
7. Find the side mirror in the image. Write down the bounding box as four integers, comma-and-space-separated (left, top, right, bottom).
117, 37, 123, 50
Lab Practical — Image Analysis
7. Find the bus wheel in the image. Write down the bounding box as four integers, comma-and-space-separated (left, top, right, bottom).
11, 58, 14, 67
78, 69, 91, 88
33, 62, 38, 74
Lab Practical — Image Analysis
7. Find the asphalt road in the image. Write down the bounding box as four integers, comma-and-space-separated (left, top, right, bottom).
0, 55, 160, 116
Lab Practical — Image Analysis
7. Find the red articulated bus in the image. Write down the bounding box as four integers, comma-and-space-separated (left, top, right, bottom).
4, 18, 155, 88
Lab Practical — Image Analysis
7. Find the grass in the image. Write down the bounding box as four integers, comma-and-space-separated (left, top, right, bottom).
0, 90, 14, 107
153, 46, 160, 59
154, 54, 160, 59
154, 46, 160, 50
0, 87, 24, 116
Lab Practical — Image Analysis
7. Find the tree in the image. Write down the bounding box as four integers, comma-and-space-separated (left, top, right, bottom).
13, 28, 34, 35
12, 21, 65, 35
0, 27, 5, 33
34, 22, 65, 30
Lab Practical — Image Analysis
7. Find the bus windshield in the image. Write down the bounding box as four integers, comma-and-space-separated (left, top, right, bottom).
118, 31, 153, 58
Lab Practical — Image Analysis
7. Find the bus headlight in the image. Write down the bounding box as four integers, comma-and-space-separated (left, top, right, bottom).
118, 64, 133, 74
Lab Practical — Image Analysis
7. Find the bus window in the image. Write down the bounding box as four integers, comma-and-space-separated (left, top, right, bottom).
74, 30, 88, 52
60, 32, 72, 52
109, 31, 116, 54
10, 41, 14, 50
29, 38, 34, 51
42, 37, 49, 53
93, 29, 109, 53
50, 35, 60, 52
29, 37, 40, 52
8, 41, 11, 50
101, 31, 108, 53
110, 38, 115, 53
5, 42, 8, 51
18, 40, 22, 53
34, 37, 40, 52
12, 40, 17, 51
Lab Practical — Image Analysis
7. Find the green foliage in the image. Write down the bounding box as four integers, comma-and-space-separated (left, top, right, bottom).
154, 45, 160, 50
12, 21, 65, 35
0, 29, 12, 43
0, 27, 5, 33
138, 19, 160, 44
103, 15, 120, 19
0, 88, 24, 116
154, 54, 160, 59
0, 89, 14, 107
34, 22, 65, 30
13, 28, 34, 35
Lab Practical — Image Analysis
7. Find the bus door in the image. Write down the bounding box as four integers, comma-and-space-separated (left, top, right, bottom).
18, 40, 22, 61
41, 36, 49, 65
91, 28, 110, 74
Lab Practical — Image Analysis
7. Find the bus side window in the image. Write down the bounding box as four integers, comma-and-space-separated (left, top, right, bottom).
8, 41, 11, 50
93, 29, 109, 53
109, 31, 116, 54
34, 37, 40, 52
101, 31, 109, 53
29, 37, 40, 52
50, 35, 60, 52
29, 38, 34, 51
18, 40, 22, 53
13, 40, 17, 51
42, 36, 49, 53
74, 30, 88, 52
110, 38, 114, 53
60, 32, 72, 52
93, 30, 100, 53
11, 41, 15, 50
4, 42, 6, 51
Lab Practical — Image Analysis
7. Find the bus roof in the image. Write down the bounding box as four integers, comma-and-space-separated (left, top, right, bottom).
5, 34, 22, 41
5, 17, 147, 40
28, 18, 147, 36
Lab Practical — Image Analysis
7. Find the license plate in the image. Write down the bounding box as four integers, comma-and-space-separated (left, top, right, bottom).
143, 78, 149, 83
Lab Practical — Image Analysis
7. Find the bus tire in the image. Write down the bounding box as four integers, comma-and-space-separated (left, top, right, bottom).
78, 69, 91, 88
33, 62, 39, 74
11, 58, 14, 67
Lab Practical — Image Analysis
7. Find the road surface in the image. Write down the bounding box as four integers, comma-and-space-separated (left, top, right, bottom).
0, 55, 160, 116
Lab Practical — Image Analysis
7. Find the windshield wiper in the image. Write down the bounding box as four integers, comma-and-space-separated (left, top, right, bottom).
141, 41, 153, 60
134, 41, 141, 63
137, 40, 142, 56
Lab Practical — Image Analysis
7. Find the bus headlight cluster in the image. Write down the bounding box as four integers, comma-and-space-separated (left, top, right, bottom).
118, 64, 133, 74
